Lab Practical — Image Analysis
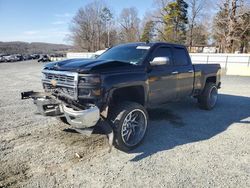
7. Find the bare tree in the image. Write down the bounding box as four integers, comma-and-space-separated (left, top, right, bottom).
213, 0, 249, 53
151, 0, 171, 40
69, 1, 113, 52
119, 7, 141, 43
236, 3, 250, 52
187, 0, 209, 49
68, 0, 248, 53
212, 1, 229, 52
226, 0, 237, 52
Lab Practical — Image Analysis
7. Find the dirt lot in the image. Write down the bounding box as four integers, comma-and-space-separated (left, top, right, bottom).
0, 60, 249, 188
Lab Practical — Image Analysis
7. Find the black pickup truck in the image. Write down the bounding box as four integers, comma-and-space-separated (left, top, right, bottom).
22, 42, 221, 151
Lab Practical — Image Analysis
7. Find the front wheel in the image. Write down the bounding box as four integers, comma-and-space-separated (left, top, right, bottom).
198, 82, 218, 110
109, 102, 148, 151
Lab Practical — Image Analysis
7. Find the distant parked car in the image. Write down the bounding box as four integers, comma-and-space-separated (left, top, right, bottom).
0, 54, 6, 62
23, 55, 32, 61
0, 56, 5, 63
50, 53, 65, 58
3, 55, 19, 62
30, 54, 40, 59
15, 54, 24, 61
38, 55, 51, 62
3, 55, 11, 62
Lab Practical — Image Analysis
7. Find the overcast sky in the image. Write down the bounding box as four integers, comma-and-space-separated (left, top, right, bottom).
0, 0, 154, 44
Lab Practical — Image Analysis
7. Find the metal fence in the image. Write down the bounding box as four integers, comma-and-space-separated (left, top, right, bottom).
189, 53, 250, 69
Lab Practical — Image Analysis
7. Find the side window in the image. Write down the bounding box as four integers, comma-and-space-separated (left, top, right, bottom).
151, 47, 172, 65
173, 47, 189, 66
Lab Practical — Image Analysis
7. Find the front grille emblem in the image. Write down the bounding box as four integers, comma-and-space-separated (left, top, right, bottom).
51, 79, 57, 87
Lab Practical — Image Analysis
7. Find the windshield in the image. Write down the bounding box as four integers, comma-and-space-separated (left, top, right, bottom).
97, 45, 150, 65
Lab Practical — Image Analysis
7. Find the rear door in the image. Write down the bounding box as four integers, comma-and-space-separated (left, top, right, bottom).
148, 46, 178, 105
172, 47, 194, 99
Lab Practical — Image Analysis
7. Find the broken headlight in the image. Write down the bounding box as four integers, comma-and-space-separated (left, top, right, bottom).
78, 76, 101, 86
78, 88, 101, 98
78, 75, 101, 98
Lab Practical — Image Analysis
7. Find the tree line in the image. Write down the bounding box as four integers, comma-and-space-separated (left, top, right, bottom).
0, 42, 72, 55
69, 0, 250, 53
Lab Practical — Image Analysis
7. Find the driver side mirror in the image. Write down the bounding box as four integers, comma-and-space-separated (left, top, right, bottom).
150, 57, 170, 66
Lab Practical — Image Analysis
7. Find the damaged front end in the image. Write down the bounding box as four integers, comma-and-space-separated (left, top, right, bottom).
21, 91, 63, 116
21, 91, 100, 128
21, 69, 113, 151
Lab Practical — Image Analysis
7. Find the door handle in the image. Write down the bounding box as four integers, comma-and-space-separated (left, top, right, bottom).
188, 70, 194, 73
172, 71, 179, 74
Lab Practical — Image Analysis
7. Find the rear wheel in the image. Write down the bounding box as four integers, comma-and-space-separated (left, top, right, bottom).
198, 82, 218, 110
109, 102, 148, 151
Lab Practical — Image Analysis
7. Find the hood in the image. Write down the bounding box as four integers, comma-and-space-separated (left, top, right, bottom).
44, 58, 137, 73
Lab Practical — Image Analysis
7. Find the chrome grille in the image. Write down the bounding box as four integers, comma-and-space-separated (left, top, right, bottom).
45, 74, 75, 84
42, 70, 78, 99
43, 83, 75, 98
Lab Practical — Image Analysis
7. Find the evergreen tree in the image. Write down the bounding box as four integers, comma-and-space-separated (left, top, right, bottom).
141, 20, 155, 42
163, 0, 188, 44
100, 7, 113, 47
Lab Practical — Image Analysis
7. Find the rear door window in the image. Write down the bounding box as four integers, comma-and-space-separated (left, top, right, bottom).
173, 47, 189, 66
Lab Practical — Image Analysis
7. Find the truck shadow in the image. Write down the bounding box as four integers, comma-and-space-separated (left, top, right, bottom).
129, 94, 250, 161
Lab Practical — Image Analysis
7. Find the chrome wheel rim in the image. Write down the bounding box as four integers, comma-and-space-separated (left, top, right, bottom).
209, 86, 218, 107
121, 109, 147, 147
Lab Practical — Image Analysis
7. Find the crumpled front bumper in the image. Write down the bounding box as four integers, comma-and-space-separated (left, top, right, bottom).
63, 104, 100, 129
21, 91, 100, 129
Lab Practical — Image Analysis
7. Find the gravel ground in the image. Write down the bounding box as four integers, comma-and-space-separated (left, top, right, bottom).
0, 60, 249, 188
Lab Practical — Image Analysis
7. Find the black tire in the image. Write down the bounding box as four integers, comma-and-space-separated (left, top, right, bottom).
198, 82, 218, 110
108, 102, 148, 152
57, 116, 70, 125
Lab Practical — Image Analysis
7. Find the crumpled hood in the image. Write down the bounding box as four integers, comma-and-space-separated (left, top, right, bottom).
44, 58, 135, 73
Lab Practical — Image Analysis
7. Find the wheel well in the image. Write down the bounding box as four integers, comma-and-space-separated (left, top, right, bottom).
111, 86, 145, 106
206, 76, 216, 84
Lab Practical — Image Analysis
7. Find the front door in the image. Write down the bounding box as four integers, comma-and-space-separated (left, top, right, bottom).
147, 46, 178, 106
